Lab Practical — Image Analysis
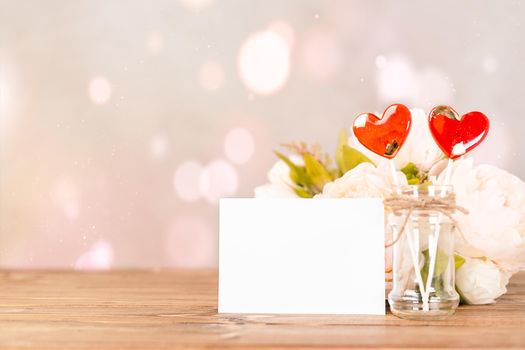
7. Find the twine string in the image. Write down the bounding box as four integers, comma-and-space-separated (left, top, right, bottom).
384, 193, 469, 248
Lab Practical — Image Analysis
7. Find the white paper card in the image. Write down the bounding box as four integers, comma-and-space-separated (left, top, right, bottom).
219, 198, 385, 315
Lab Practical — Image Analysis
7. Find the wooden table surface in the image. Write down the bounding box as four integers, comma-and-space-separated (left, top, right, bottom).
0, 270, 524, 349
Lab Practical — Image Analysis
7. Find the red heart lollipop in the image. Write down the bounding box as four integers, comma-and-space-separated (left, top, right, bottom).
428, 105, 490, 160
353, 104, 412, 159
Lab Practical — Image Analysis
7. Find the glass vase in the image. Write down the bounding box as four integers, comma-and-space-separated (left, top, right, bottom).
387, 185, 460, 320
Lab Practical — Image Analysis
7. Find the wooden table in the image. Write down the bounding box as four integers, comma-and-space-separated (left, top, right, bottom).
0, 270, 524, 349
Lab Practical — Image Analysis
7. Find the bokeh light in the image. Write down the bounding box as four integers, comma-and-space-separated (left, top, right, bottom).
0, 58, 17, 132
75, 240, 114, 270
376, 55, 418, 102
0, 71, 11, 129
268, 20, 295, 46
0, 78, 7, 112
224, 127, 255, 164
149, 134, 169, 160
300, 28, 341, 82
51, 179, 80, 221
376, 55, 453, 106
88, 76, 112, 105
199, 159, 238, 203
238, 30, 290, 95
164, 216, 215, 267
416, 68, 453, 107
174, 161, 204, 202
483, 56, 498, 73
375, 55, 387, 69
199, 60, 225, 92
145, 32, 165, 55
177, 0, 215, 12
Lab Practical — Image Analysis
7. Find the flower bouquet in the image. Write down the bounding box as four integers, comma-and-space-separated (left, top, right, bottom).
255, 106, 525, 307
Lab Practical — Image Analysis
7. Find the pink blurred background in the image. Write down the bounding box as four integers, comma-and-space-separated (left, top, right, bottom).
1, 0, 524, 269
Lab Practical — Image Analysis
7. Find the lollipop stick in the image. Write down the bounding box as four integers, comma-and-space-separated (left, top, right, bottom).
406, 222, 429, 311
389, 159, 400, 187
424, 223, 440, 310
443, 158, 453, 187
425, 158, 454, 308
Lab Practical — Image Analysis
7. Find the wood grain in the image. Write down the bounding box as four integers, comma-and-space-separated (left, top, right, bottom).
0, 270, 524, 349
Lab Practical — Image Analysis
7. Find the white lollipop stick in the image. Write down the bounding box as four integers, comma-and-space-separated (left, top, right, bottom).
406, 222, 429, 311
424, 222, 440, 310
389, 159, 400, 188
442, 158, 454, 189
424, 157, 454, 309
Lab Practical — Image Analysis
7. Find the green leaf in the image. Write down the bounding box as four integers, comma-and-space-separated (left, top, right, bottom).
422, 251, 467, 277
338, 128, 348, 148
293, 186, 313, 198
335, 128, 349, 173
274, 151, 310, 186
340, 145, 375, 174
303, 153, 333, 192
407, 178, 420, 185
274, 151, 329, 197
421, 249, 450, 286
335, 129, 374, 175
454, 254, 466, 270
401, 162, 421, 184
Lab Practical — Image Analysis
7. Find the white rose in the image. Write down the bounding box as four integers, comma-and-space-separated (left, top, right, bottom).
349, 108, 442, 172
456, 258, 510, 304
438, 158, 525, 272
316, 162, 407, 199
254, 158, 300, 198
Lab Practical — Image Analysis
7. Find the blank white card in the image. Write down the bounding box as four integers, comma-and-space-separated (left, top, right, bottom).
219, 198, 385, 315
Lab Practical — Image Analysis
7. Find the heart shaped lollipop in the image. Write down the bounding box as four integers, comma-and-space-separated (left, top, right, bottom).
428, 105, 490, 160
353, 104, 412, 159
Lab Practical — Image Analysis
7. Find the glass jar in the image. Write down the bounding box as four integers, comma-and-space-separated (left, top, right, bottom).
387, 185, 460, 320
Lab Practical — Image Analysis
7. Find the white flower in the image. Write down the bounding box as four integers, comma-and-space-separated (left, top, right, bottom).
456, 258, 511, 304
393, 108, 443, 171
254, 158, 300, 198
254, 183, 296, 198
438, 158, 525, 272
316, 162, 407, 199
349, 108, 443, 172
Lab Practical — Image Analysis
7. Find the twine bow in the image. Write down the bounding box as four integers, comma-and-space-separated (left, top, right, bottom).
384, 192, 469, 247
